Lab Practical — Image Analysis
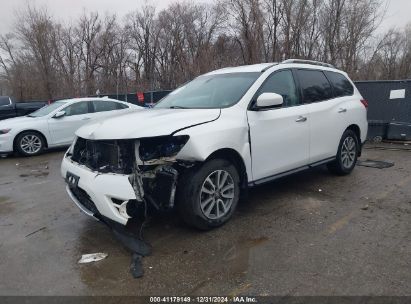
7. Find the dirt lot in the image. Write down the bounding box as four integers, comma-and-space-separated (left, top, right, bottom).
0, 145, 410, 296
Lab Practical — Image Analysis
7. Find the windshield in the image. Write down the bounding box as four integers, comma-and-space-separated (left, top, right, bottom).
155, 72, 260, 109
28, 101, 65, 117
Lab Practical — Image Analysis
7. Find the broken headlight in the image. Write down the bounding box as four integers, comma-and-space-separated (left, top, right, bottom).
139, 135, 189, 161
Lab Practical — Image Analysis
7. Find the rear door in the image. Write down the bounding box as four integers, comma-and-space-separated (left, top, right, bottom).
296, 69, 352, 163
247, 69, 310, 181
91, 100, 129, 119
48, 101, 93, 146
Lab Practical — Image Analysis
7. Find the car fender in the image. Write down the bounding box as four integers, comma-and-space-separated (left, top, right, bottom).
174, 108, 253, 181
10, 121, 51, 147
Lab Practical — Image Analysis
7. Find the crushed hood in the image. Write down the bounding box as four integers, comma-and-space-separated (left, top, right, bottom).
76, 108, 221, 140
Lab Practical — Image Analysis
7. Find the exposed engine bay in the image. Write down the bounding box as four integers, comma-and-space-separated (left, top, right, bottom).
69, 135, 192, 218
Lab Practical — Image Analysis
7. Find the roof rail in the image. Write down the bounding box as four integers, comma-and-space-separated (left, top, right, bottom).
281, 59, 335, 68
261, 63, 278, 72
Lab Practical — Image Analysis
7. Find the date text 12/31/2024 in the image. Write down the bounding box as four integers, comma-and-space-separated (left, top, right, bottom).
149, 296, 258, 303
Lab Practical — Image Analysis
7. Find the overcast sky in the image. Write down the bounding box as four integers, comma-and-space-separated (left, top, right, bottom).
0, 0, 410, 35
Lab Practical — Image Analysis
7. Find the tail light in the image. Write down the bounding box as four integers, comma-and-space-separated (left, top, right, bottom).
360, 99, 368, 108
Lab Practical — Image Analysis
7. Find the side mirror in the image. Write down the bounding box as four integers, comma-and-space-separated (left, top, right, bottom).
53, 111, 66, 118
255, 93, 284, 109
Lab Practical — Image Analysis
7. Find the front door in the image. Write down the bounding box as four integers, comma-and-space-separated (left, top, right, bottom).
247, 70, 310, 182
48, 101, 92, 146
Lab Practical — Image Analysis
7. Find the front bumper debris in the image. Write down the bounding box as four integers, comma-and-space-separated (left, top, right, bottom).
61, 156, 137, 225
62, 137, 186, 225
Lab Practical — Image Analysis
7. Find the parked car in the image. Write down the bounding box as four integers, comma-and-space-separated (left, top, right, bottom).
0, 97, 140, 156
0, 96, 47, 121
61, 59, 368, 230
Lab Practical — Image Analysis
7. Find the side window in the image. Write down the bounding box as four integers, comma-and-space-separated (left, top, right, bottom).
64, 102, 90, 116
257, 70, 299, 107
325, 71, 354, 97
297, 70, 333, 103
116, 102, 129, 110
92, 100, 126, 112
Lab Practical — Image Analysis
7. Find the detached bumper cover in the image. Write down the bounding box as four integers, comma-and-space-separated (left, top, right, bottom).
61, 156, 137, 225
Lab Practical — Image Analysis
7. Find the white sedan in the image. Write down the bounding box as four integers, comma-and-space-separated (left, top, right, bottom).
0, 97, 140, 156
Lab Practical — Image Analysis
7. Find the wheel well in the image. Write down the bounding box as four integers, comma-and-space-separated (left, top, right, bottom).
13, 130, 48, 150
346, 124, 361, 156
206, 148, 248, 189
347, 124, 361, 141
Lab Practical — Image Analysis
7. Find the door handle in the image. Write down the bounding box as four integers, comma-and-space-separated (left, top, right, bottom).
338, 108, 347, 113
82, 117, 91, 121
295, 116, 307, 122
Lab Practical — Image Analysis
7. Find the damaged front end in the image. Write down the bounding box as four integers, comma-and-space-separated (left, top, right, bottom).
129, 135, 190, 211
70, 135, 191, 221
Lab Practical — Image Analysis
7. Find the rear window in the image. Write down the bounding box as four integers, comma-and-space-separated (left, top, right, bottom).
297, 70, 333, 103
325, 71, 354, 97
0, 97, 11, 106
92, 100, 128, 112
116, 103, 129, 110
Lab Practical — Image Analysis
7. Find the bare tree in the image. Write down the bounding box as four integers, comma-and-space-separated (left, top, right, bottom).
0, 0, 405, 101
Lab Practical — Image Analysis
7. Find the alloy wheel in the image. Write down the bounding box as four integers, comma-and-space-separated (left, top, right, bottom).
20, 134, 42, 154
199, 170, 235, 220
341, 136, 356, 169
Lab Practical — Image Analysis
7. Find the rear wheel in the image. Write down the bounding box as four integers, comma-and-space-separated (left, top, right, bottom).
327, 129, 359, 175
177, 159, 240, 230
15, 131, 45, 156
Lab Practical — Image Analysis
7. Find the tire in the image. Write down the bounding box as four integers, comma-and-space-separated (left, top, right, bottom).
327, 129, 359, 175
15, 131, 45, 156
177, 159, 240, 230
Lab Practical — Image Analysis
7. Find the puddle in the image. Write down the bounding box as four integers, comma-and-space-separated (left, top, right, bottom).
0, 196, 10, 203
75, 221, 132, 288
357, 159, 394, 169
216, 236, 270, 278
16, 161, 50, 178
247, 236, 270, 247
15, 160, 49, 168
19, 171, 49, 178
223, 236, 270, 263
189, 236, 270, 294
0, 196, 14, 215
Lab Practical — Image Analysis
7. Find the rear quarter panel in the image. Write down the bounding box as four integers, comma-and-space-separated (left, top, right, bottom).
352, 87, 368, 144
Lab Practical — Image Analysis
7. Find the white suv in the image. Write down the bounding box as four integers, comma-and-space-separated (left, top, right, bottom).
61, 60, 368, 230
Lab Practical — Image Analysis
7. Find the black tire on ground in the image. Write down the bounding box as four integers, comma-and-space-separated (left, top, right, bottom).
15, 131, 45, 156
177, 159, 240, 230
327, 129, 359, 175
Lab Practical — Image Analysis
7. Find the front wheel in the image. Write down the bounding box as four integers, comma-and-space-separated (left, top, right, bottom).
327, 129, 359, 175
15, 131, 45, 156
177, 159, 240, 230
